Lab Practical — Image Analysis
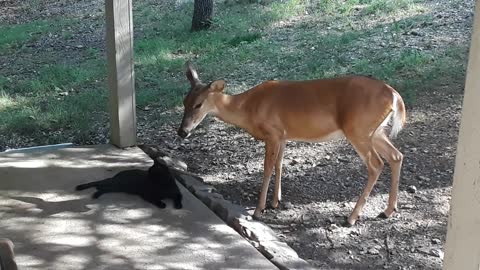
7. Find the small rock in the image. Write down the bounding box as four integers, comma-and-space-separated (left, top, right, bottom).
410, 30, 421, 36
367, 247, 380, 255
290, 159, 299, 165
338, 156, 349, 163
414, 194, 429, 202
431, 238, 441, 245
401, 204, 415, 209
283, 201, 294, 209
430, 249, 444, 259
417, 175, 430, 182
302, 214, 312, 222
349, 230, 360, 236
325, 155, 331, 160
406, 185, 417, 194
328, 224, 339, 231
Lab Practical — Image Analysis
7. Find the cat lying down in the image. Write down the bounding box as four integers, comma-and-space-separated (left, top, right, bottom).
76, 159, 183, 209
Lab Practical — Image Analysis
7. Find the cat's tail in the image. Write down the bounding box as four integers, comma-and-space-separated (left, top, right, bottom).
75, 181, 99, 191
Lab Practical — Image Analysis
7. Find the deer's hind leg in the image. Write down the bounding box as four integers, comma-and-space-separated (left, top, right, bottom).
345, 134, 385, 227
373, 132, 403, 219
272, 141, 286, 209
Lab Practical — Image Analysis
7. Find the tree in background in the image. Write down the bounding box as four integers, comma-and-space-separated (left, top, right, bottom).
191, 0, 213, 31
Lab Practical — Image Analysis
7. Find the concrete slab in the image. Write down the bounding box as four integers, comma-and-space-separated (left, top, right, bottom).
0, 145, 277, 270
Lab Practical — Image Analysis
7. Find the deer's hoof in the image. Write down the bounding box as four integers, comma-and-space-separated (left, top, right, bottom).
342, 218, 355, 227
252, 209, 264, 219
377, 212, 388, 219
271, 201, 280, 209
378, 208, 398, 219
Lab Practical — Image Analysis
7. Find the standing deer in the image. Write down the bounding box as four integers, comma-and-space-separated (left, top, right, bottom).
177, 62, 406, 226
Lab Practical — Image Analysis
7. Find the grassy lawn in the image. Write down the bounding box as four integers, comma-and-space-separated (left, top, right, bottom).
0, 0, 469, 149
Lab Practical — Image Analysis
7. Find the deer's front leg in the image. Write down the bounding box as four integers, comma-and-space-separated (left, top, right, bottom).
272, 142, 286, 209
253, 140, 281, 218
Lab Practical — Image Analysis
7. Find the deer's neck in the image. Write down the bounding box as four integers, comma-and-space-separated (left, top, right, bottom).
211, 93, 249, 130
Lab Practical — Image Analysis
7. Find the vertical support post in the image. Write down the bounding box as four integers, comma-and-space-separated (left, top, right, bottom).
444, 2, 480, 269
105, 0, 136, 148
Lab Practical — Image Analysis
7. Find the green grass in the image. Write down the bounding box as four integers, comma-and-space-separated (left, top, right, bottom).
0, 0, 470, 148
0, 21, 52, 52
132, 0, 308, 108
0, 56, 106, 140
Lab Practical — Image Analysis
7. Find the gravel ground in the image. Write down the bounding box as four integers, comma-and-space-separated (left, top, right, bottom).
145, 91, 461, 269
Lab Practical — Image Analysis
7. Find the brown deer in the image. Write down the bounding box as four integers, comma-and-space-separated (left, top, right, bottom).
177, 62, 406, 226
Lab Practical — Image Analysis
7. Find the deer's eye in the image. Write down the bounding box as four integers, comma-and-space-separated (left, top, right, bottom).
194, 103, 202, 109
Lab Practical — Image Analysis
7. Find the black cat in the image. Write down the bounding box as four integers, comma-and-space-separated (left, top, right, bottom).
75, 160, 182, 209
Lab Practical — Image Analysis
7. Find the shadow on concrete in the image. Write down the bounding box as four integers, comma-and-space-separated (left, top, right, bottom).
0, 145, 276, 270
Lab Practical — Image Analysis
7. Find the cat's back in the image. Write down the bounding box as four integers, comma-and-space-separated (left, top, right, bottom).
110, 169, 149, 192
113, 169, 147, 179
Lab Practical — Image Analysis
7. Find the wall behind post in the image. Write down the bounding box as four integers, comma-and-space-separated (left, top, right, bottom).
443, 1, 480, 269
105, 0, 137, 148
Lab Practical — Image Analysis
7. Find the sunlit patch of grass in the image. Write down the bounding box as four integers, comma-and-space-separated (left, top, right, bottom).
0, 92, 18, 112
133, 0, 306, 108
270, 0, 306, 18
0, 88, 108, 136
362, 0, 418, 15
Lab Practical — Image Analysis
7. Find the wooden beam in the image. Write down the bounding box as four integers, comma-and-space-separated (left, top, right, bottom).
105, 0, 136, 148
443, 2, 480, 269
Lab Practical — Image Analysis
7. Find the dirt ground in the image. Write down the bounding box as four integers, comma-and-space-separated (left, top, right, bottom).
137, 3, 469, 269
1, 0, 473, 269
146, 89, 461, 270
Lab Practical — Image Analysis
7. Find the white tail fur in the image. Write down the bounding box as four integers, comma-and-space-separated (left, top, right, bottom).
389, 91, 404, 139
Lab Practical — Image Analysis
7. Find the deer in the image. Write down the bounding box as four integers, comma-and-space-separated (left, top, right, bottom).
177, 62, 406, 226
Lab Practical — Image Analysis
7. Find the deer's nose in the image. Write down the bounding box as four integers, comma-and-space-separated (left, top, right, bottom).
177, 128, 189, 139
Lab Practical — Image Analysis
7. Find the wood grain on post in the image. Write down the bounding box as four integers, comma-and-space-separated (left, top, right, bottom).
105, 0, 136, 148
443, 2, 480, 269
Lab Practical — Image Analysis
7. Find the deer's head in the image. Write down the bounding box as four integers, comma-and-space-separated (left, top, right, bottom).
177, 62, 225, 138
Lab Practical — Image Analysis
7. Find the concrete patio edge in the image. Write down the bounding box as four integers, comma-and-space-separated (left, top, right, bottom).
140, 144, 317, 270
174, 172, 317, 270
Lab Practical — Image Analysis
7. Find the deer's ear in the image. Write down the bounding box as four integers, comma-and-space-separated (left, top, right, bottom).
185, 61, 200, 87
209, 80, 225, 92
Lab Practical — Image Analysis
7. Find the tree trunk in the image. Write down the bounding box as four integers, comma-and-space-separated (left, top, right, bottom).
191, 0, 213, 31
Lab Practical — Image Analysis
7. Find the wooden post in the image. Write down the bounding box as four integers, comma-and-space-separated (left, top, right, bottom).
443, 2, 480, 269
105, 0, 136, 148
